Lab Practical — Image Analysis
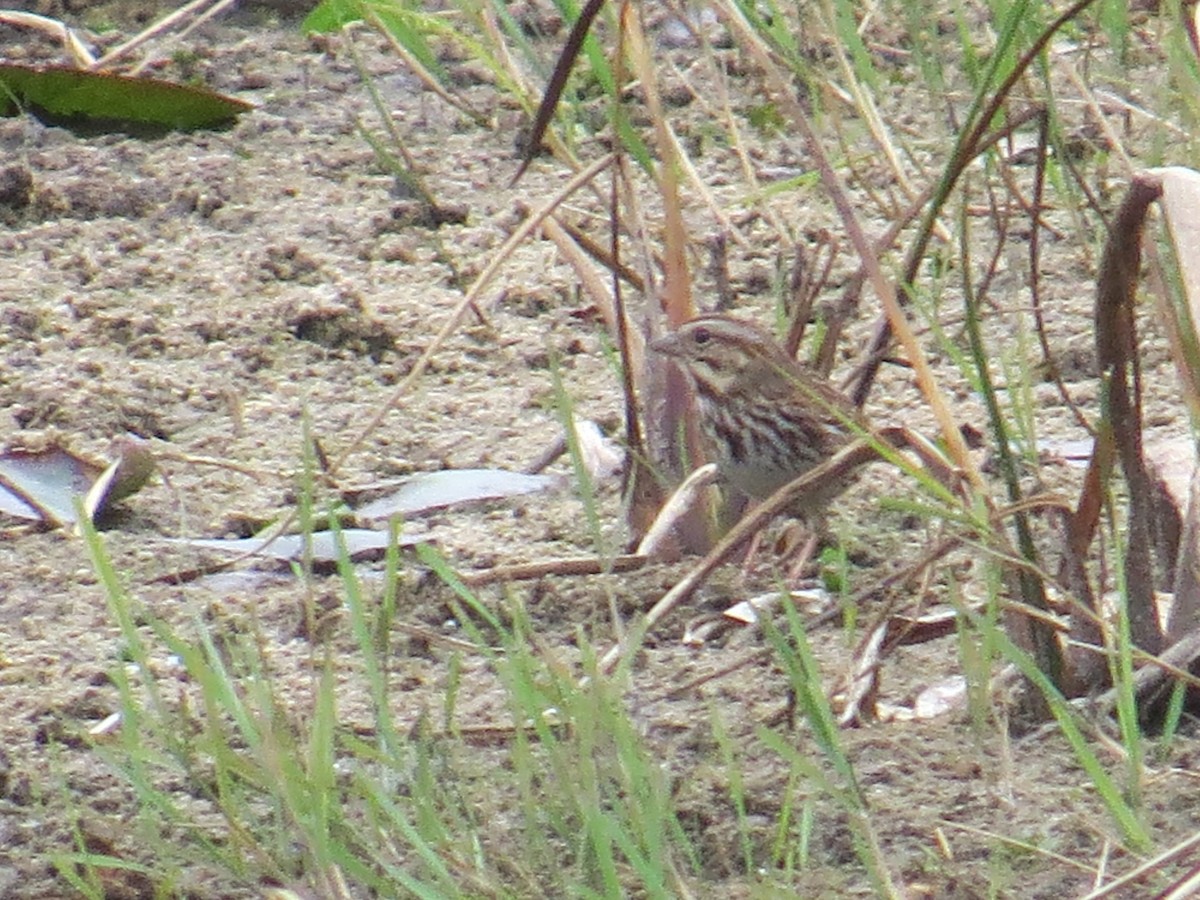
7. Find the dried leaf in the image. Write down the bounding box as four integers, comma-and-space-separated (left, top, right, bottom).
354, 468, 558, 523
0, 445, 101, 527
166, 529, 417, 565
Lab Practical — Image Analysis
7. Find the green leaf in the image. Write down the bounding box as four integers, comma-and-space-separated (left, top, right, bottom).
303, 0, 365, 33
0, 64, 252, 135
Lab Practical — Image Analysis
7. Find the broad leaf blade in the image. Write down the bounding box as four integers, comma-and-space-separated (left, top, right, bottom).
0, 64, 253, 134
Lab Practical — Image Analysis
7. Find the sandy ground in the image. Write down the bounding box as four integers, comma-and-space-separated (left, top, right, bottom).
1, 2, 1199, 897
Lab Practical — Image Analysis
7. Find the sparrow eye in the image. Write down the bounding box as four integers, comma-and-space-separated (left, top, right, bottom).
692, 327, 711, 345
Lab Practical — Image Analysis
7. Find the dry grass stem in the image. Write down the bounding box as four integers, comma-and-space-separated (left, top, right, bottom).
459, 553, 650, 587
96, 0, 237, 72
0, 11, 97, 65
332, 153, 614, 472
354, 11, 483, 124
540, 215, 645, 369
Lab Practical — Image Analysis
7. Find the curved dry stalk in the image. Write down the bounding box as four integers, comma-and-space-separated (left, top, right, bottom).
0, 11, 96, 66
1084, 627, 1200, 713
817, 11, 915, 201
1022, 108, 1097, 437
635, 463, 720, 557
477, 6, 540, 100
599, 433, 1076, 679
356, 11, 486, 126
666, 52, 790, 244
611, 155, 658, 295
825, 106, 1044, 376
149, 445, 288, 480
1061, 63, 1139, 175
0, 5, 223, 74
647, 531, 988, 704
459, 553, 649, 587
785, 234, 839, 362
1093, 173, 1166, 653
815, 0, 951, 246
1079, 829, 1200, 899
554, 219, 645, 291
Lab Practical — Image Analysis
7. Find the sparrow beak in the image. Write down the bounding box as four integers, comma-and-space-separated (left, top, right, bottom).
648, 332, 681, 356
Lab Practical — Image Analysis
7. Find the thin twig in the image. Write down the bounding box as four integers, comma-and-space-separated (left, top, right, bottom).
95, 0, 234, 71
460, 554, 650, 587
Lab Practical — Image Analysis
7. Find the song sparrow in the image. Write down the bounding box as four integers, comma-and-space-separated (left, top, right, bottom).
650, 314, 870, 515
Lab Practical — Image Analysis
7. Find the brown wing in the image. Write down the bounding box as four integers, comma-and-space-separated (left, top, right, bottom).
739, 356, 861, 424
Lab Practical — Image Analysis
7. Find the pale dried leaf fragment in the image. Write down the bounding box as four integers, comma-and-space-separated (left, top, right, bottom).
353, 469, 559, 524
163, 529, 419, 565
838, 618, 887, 725
1152, 166, 1200, 310
574, 419, 624, 481
88, 711, 123, 739
875, 677, 969, 722
1145, 435, 1197, 514
1170, 467, 1200, 642
0, 446, 96, 526
722, 588, 829, 626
